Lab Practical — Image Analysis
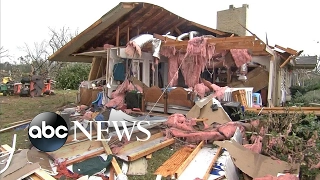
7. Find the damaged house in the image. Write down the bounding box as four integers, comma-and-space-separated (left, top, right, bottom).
49, 2, 306, 111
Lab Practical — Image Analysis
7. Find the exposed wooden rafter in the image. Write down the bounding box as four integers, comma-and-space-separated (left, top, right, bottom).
275, 44, 298, 55
189, 22, 229, 36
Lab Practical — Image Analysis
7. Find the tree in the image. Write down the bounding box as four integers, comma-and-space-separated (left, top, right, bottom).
18, 26, 78, 78
55, 63, 91, 90
0, 46, 9, 59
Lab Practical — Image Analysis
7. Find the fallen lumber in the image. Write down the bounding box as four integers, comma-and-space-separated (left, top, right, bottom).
0, 121, 31, 133
92, 120, 123, 177
175, 141, 204, 179
203, 147, 223, 180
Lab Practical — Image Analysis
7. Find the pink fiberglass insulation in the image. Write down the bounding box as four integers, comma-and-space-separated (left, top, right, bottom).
168, 127, 226, 143
194, 83, 210, 98
253, 174, 299, 180
243, 135, 263, 154
165, 114, 246, 143
165, 114, 197, 131
160, 46, 176, 58
230, 49, 252, 67
217, 122, 245, 139
167, 54, 185, 86
105, 80, 143, 109
125, 41, 142, 58
181, 37, 216, 87
181, 57, 204, 87
210, 83, 229, 101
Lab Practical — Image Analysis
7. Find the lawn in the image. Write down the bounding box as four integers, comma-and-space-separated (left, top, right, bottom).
0, 89, 78, 149
0, 89, 175, 180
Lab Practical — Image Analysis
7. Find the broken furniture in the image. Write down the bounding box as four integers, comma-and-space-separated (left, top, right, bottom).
141, 86, 196, 114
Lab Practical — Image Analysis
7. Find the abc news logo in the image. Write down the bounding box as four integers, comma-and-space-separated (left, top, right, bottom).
28, 112, 151, 152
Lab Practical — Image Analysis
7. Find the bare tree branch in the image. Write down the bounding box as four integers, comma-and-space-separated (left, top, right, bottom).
18, 26, 79, 79
0, 46, 10, 59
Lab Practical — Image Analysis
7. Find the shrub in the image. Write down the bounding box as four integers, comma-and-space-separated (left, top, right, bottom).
55, 63, 91, 90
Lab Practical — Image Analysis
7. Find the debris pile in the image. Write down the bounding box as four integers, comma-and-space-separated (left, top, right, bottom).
0, 92, 307, 180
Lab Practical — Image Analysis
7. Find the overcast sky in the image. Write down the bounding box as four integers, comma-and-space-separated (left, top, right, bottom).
1, 0, 319, 63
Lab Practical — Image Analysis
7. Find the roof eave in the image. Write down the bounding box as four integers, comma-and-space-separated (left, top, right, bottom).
48, 2, 136, 62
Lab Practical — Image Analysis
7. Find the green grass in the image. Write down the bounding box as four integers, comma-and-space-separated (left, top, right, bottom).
0, 89, 177, 180
0, 89, 77, 149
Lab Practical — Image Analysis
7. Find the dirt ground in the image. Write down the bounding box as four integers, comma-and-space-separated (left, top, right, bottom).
0, 89, 176, 180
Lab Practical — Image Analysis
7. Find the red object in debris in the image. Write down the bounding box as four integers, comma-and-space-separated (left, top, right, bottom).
253, 173, 299, 180
42, 82, 51, 93
13, 83, 22, 94
133, 108, 141, 112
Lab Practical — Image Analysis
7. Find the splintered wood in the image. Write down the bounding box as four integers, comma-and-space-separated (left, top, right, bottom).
154, 146, 194, 177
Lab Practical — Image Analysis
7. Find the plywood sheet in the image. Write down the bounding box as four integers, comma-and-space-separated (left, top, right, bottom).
27, 147, 52, 172
127, 158, 148, 175
46, 140, 102, 159
154, 146, 194, 177
178, 147, 217, 180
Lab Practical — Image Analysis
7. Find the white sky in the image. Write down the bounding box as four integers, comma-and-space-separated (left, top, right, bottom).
1, 0, 320, 63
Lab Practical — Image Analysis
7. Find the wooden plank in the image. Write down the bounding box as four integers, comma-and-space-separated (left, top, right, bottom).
127, 27, 130, 43
34, 169, 56, 180
162, 36, 256, 47
246, 107, 320, 110
280, 55, 294, 68
0, 121, 31, 133
65, 148, 105, 166
46, 140, 103, 159
88, 57, 100, 81
275, 44, 297, 55
203, 147, 223, 180
154, 146, 194, 177
5, 119, 32, 126
92, 121, 122, 175
109, 166, 115, 180
95, 58, 104, 79
0, 144, 12, 152
119, 132, 164, 153
174, 141, 204, 179
29, 174, 42, 180
174, 26, 182, 35
116, 26, 120, 47
190, 22, 228, 36
127, 138, 175, 161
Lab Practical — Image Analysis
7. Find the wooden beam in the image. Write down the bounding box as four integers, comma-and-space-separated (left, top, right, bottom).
174, 141, 204, 179
127, 138, 175, 161
190, 22, 228, 36
203, 147, 223, 180
0, 144, 12, 152
162, 36, 256, 47
127, 27, 130, 43
174, 26, 182, 35
119, 132, 164, 153
34, 169, 57, 180
95, 58, 104, 79
0, 120, 31, 133
275, 44, 297, 55
92, 121, 122, 175
116, 26, 120, 47
280, 55, 294, 68
158, 18, 185, 34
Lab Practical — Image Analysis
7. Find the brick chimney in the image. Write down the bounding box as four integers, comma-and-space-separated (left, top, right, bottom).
217, 4, 249, 36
